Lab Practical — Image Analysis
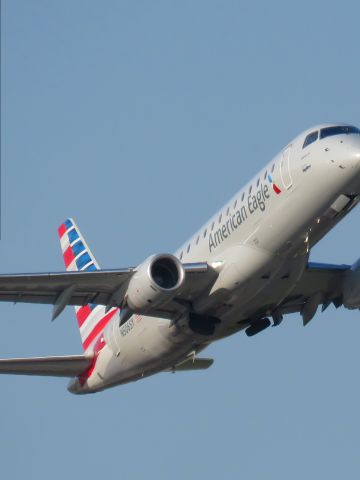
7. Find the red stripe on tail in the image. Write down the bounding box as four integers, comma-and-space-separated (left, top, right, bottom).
63, 246, 75, 268
58, 223, 67, 239
76, 305, 92, 327
82, 309, 118, 351
78, 335, 106, 386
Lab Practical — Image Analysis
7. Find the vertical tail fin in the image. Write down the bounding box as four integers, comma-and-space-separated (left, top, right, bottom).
57, 219, 118, 352
57, 218, 99, 272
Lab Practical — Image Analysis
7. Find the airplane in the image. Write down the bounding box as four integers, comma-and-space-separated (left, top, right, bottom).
0, 123, 359, 394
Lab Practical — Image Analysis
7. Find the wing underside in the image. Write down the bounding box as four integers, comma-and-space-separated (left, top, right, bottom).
278, 262, 349, 317
0, 262, 212, 319
0, 260, 352, 326
233, 260, 352, 330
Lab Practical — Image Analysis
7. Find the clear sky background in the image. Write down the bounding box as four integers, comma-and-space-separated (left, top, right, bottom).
1, 1, 360, 479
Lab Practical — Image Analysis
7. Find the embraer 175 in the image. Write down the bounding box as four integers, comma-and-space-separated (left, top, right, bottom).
1, 123, 360, 394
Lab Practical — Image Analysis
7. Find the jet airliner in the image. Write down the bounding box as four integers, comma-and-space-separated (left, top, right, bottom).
0, 123, 360, 394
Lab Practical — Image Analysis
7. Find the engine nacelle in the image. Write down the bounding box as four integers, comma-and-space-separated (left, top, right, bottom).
343, 258, 360, 309
126, 254, 185, 312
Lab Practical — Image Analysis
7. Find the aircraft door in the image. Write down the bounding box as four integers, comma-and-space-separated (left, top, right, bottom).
280, 146, 293, 190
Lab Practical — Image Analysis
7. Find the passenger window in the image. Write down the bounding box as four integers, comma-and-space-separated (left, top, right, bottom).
303, 131, 318, 148
241, 192, 245, 201
264, 170, 267, 180
211, 221, 215, 231
180, 251, 183, 260
203, 229, 207, 238
196, 235, 200, 245
226, 207, 230, 216
187, 244, 190, 253
233, 199, 237, 209
218, 214, 222, 224
249, 185, 252, 195
271, 163, 275, 172
256, 178, 260, 187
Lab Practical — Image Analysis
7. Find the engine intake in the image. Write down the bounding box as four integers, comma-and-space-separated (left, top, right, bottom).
150, 257, 180, 289
126, 254, 185, 313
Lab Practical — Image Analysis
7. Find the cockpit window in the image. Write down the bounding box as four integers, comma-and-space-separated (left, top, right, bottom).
303, 131, 318, 149
320, 125, 360, 139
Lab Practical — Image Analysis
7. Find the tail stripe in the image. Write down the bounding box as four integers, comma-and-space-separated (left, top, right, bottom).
82, 263, 97, 272
60, 232, 70, 252
82, 309, 118, 351
58, 225, 96, 272
58, 222, 97, 267
72, 240, 85, 257
80, 307, 116, 340
68, 229, 80, 244
79, 308, 104, 337
76, 252, 92, 270
58, 218, 117, 353
64, 246, 75, 268
76, 305, 93, 326
58, 224, 67, 238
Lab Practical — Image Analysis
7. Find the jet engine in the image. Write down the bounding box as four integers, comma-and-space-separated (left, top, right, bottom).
125, 254, 185, 312
343, 258, 360, 309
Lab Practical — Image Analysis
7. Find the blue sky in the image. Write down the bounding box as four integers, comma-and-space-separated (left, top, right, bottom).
2, 1, 360, 479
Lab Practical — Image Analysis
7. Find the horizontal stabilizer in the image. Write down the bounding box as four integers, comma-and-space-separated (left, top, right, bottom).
0, 355, 93, 377
167, 357, 214, 372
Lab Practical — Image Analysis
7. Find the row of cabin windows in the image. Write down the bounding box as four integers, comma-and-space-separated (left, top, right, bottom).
179, 162, 276, 260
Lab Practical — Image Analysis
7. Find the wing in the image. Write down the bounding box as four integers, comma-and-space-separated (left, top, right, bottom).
0, 263, 215, 320
277, 262, 350, 325
0, 218, 217, 322
0, 355, 93, 377
0, 268, 134, 306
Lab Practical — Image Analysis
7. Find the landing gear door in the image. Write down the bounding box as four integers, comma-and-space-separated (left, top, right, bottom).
280, 145, 293, 190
